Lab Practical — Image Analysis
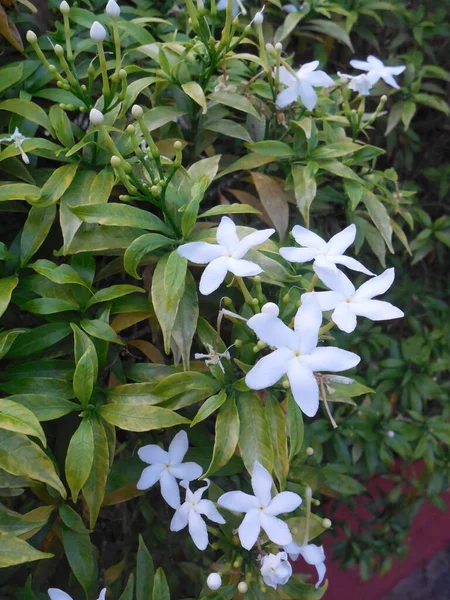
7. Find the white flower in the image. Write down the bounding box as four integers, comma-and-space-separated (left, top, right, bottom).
206, 573, 222, 590
0, 128, 29, 164
218, 461, 301, 550
337, 71, 379, 96
305, 266, 404, 333
280, 224, 374, 276
177, 216, 274, 295
275, 62, 333, 110
170, 479, 225, 550
195, 343, 230, 373
253, 6, 265, 24
90, 21, 107, 42
89, 108, 104, 125
285, 541, 326, 588
48, 589, 106, 600
245, 296, 360, 417
349, 55, 405, 89
260, 552, 293, 589
106, 0, 120, 17
59, 1, 70, 13
137, 430, 203, 509
216, 0, 247, 17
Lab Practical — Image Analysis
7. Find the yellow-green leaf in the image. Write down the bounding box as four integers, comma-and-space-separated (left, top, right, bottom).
182, 81, 207, 114
65, 419, 94, 502
0, 276, 18, 318
236, 393, 274, 474
0, 398, 46, 446
203, 395, 239, 478
0, 533, 53, 567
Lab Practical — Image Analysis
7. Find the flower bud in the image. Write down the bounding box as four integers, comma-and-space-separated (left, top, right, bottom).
89, 108, 104, 125
173, 140, 183, 151
131, 104, 144, 119
119, 68, 127, 79
253, 10, 264, 23
306, 446, 314, 456
238, 582, 248, 593
26, 30, 37, 44
90, 21, 106, 42
322, 518, 332, 528
110, 156, 121, 168
54, 44, 64, 56
381, 95, 387, 102
206, 573, 222, 591
126, 124, 135, 134
387, 430, 395, 438
275, 42, 283, 52
106, 0, 120, 18
261, 302, 279, 317
60, 0, 70, 13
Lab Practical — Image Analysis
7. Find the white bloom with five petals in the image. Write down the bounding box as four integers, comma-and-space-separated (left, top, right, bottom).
245, 296, 360, 417
137, 431, 202, 509
260, 552, 293, 589
304, 266, 404, 333
284, 541, 326, 588
0, 128, 30, 164
48, 589, 106, 600
349, 55, 405, 89
170, 479, 225, 550
216, 0, 247, 17
337, 71, 379, 95
280, 224, 374, 276
218, 461, 301, 550
276, 62, 334, 110
177, 216, 274, 295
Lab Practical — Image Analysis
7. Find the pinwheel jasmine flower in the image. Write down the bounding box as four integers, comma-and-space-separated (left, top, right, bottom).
216, 0, 247, 17
170, 479, 225, 550
105, 0, 120, 18
177, 216, 274, 295
218, 461, 301, 550
350, 55, 405, 89
260, 552, 293, 589
337, 71, 379, 96
305, 266, 404, 333
195, 343, 230, 373
284, 541, 326, 588
0, 128, 30, 164
49, 589, 106, 600
245, 296, 360, 417
280, 224, 374, 276
137, 431, 202, 509
276, 62, 333, 110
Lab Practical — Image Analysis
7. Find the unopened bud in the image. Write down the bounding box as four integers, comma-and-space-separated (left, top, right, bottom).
54, 44, 64, 56
306, 447, 314, 456
174, 140, 183, 150
282, 294, 290, 303
265, 43, 274, 53
119, 68, 127, 79
90, 21, 106, 42
251, 298, 259, 306
89, 108, 104, 125
126, 124, 136, 134
387, 430, 395, 438
282, 377, 290, 389
26, 30, 37, 44
381, 95, 387, 103
238, 582, 248, 593
110, 156, 121, 168
275, 42, 283, 52
322, 518, 332, 529
60, 0, 70, 13
206, 573, 222, 591
234, 339, 242, 348
131, 104, 144, 119
253, 275, 261, 284
106, 0, 120, 18
253, 10, 264, 23
151, 185, 160, 197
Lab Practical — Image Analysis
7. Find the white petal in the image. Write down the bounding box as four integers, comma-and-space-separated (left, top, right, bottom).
137, 444, 169, 465
332, 255, 375, 276
233, 228, 275, 259
315, 561, 326, 588
247, 311, 296, 349
303, 347, 360, 372
188, 510, 209, 550
260, 513, 292, 545
304, 291, 344, 312
306, 71, 334, 87
299, 60, 319, 74
313, 264, 355, 296
136, 464, 164, 490
170, 462, 203, 481
331, 302, 357, 333
251, 461, 273, 506
218, 491, 259, 512
276, 86, 299, 109
48, 591, 73, 600
216, 0, 227, 8
245, 348, 292, 390
278, 66, 297, 87
381, 72, 400, 88
292, 226, 327, 250
349, 59, 371, 72
170, 503, 189, 531
326, 224, 356, 255
299, 543, 326, 565
178, 242, 225, 264
387, 65, 405, 75
238, 508, 261, 550
168, 430, 188, 464
353, 267, 395, 300
97, 589, 107, 600
160, 470, 181, 509
284, 539, 302, 561
226, 257, 262, 277
216, 216, 239, 252
367, 55, 384, 69
294, 295, 321, 354
280, 247, 319, 263
196, 499, 226, 524
287, 361, 319, 417
199, 257, 229, 295
297, 82, 318, 110
351, 299, 404, 321
265, 491, 302, 516
313, 255, 339, 273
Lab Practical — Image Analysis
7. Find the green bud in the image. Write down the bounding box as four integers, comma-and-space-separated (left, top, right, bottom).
110, 156, 121, 168
322, 518, 332, 529
306, 446, 314, 456
234, 339, 242, 348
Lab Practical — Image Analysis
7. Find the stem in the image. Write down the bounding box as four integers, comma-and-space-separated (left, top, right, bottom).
306, 273, 318, 293
320, 378, 338, 429
236, 276, 257, 310
302, 486, 312, 545
63, 14, 73, 62
319, 320, 335, 335
97, 43, 111, 96
112, 21, 122, 75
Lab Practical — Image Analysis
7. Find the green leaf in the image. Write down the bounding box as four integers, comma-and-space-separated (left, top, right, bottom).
8, 394, 78, 422
344, 179, 364, 210
0, 503, 53, 536
236, 393, 274, 474
70, 203, 172, 235
203, 396, 239, 477
325, 377, 373, 398
73, 346, 97, 406
205, 119, 252, 143
318, 159, 363, 182
266, 397, 289, 490
210, 92, 260, 119
152, 371, 220, 399
362, 191, 393, 252
312, 141, 362, 159
143, 106, 186, 131
86, 284, 145, 307
0, 183, 41, 202
246, 141, 294, 157
89, 166, 115, 205
0, 329, 24, 360
59, 504, 87, 534
182, 81, 207, 114
34, 165, 78, 208
0, 276, 18, 318
0, 99, 53, 133
80, 318, 125, 345
20, 205, 56, 266
137, 534, 155, 600
100, 402, 189, 431
251, 171, 289, 240
287, 514, 327, 545
199, 203, 260, 218
21, 298, 79, 315
0, 398, 46, 447
152, 568, 170, 600
49, 105, 75, 148
287, 394, 304, 461
164, 251, 187, 310
191, 390, 227, 428
0, 533, 53, 567
123, 233, 173, 279
65, 419, 94, 502
62, 525, 97, 596
415, 93, 449, 115
0, 63, 23, 94
308, 19, 354, 51
71, 323, 99, 378
119, 575, 135, 600
0, 430, 66, 498
83, 419, 110, 529
30, 258, 91, 289
172, 270, 198, 370
7, 323, 72, 358
181, 175, 210, 238
123, 76, 161, 112
292, 163, 317, 228
274, 12, 305, 44
216, 153, 277, 179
